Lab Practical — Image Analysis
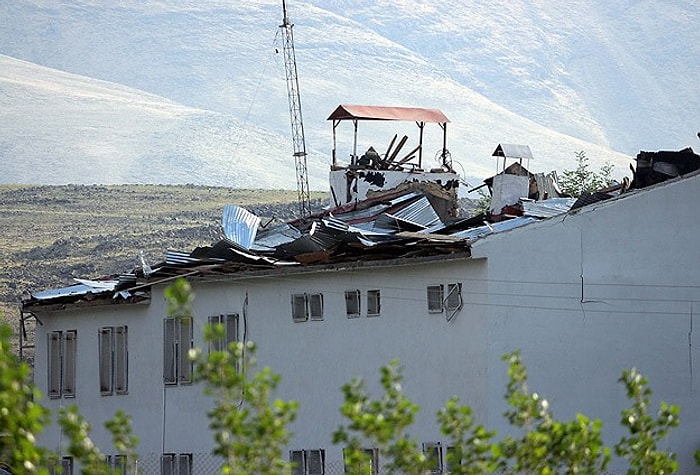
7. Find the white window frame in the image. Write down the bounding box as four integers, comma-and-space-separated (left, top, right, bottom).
106, 454, 127, 475
345, 290, 361, 318
161, 453, 192, 475
343, 447, 379, 475
427, 285, 444, 313
208, 314, 240, 353
49, 456, 73, 475
47, 330, 77, 399
292, 294, 308, 322
445, 283, 463, 312
290, 449, 325, 475
308, 294, 324, 321
366, 289, 381, 317
99, 326, 128, 396
422, 442, 443, 474
163, 317, 193, 386
445, 282, 463, 321
291, 293, 324, 322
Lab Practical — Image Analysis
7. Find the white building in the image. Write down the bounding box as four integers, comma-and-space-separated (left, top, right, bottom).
22, 162, 700, 474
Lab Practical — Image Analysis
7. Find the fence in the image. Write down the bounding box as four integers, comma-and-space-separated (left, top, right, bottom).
127, 453, 630, 475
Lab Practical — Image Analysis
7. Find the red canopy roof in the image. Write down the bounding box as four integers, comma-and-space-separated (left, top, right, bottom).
327, 104, 450, 123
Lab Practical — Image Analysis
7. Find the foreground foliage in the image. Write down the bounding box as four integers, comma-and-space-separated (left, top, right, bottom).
1, 280, 696, 473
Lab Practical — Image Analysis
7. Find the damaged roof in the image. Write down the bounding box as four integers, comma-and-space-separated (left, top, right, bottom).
22, 146, 700, 311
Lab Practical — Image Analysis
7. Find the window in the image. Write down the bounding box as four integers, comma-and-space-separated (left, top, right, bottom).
343, 447, 379, 475
49, 456, 73, 475
163, 317, 193, 385
291, 293, 324, 322
445, 283, 463, 312
208, 314, 239, 353
366, 289, 381, 317
161, 453, 192, 475
427, 285, 444, 313
48, 330, 76, 398
290, 449, 325, 475
427, 283, 463, 319
308, 294, 324, 321
345, 290, 361, 318
99, 326, 128, 395
423, 442, 443, 474
292, 294, 308, 322
106, 455, 127, 475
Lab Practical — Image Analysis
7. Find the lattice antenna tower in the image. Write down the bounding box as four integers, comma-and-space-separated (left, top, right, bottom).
280, 0, 311, 218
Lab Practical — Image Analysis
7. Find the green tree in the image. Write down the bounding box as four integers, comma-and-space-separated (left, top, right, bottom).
0, 322, 49, 473
558, 150, 615, 197
167, 277, 298, 475
333, 360, 427, 475
57, 407, 138, 475
496, 351, 610, 474
436, 398, 500, 474
615, 368, 679, 474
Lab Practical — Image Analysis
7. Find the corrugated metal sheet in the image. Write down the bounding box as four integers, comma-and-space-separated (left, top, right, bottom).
165, 250, 207, 266
251, 223, 302, 252
522, 198, 576, 218
222, 205, 261, 250
492, 143, 533, 160
31, 279, 119, 300
450, 217, 537, 241
327, 104, 450, 123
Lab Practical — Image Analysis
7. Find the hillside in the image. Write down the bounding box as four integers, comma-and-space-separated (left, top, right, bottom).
2, 1, 696, 189
0, 185, 327, 330
0, 184, 481, 333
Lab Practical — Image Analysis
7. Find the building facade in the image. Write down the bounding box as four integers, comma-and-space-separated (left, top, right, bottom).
27, 171, 700, 474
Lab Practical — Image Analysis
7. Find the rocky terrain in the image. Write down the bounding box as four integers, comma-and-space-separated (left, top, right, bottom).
0, 185, 328, 331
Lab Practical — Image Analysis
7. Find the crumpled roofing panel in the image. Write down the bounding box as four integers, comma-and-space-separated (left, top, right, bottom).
521, 198, 576, 218
23, 190, 561, 309
450, 217, 538, 241
222, 205, 260, 249
30, 275, 137, 301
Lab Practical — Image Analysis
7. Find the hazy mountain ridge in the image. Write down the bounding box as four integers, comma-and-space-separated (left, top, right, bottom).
0, 0, 696, 190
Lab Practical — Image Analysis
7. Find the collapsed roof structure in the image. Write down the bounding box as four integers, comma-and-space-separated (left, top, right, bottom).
22, 144, 700, 315
20, 97, 700, 319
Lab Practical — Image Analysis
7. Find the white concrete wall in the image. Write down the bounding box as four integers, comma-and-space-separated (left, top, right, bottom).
32, 172, 700, 473
472, 173, 700, 472
33, 257, 489, 468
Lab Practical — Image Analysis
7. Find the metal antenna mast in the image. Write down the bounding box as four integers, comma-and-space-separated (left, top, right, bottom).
280, 0, 311, 218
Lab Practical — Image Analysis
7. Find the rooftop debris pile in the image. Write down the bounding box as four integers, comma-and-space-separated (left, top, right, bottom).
22, 146, 700, 311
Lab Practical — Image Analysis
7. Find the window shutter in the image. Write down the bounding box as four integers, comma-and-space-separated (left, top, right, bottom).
99, 327, 114, 395
367, 290, 381, 316
427, 285, 444, 313
177, 454, 192, 475
178, 318, 193, 384
62, 331, 77, 397
160, 454, 175, 475
308, 294, 324, 321
163, 319, 176, 384
114, 326, 128, 394
292, 294, 308, 322
208, 315, 222, 353
345, 290, 361, 317
290, 450, 305, 475
307, 449, 325, 475
225, 314, 239, 348
48, 332, 62, 398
